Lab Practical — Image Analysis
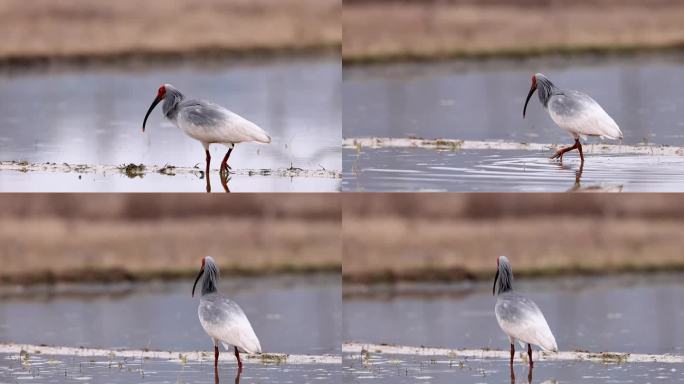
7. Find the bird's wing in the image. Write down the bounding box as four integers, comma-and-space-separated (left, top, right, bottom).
178, 100, 271, 144
199, 296, 262, 354
495, 293, 558, 352
548, 91, 622, 140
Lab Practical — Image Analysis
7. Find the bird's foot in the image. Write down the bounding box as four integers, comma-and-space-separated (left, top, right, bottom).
220, 164, 232, 175
550, 150, 564, 161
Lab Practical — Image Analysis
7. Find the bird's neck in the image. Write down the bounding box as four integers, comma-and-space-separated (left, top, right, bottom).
200, 263, 220, 296
536, 78, 557, 108
201, 280, 217, 296
495, 269, 513, 295
162, 89, 184, 120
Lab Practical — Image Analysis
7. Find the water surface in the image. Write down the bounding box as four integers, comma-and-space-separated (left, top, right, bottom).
0, 274, 341, 355
1, 352, 341, 383
344, 54, 684, 145
343, 148, 684, 191
0, 56, 341, 192
343, 274, 684, 355
343, 54, 684, 192
343, 353, 683, 384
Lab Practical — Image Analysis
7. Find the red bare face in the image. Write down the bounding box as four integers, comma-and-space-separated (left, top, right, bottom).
157, 85, 166, 99
201, 256, 206, 269
531, 75, 537, 88
496, 256, 500, 266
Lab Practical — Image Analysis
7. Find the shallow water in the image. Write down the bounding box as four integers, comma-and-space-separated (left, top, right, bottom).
343, 54, 684, 146
0, 274, 341, 355
343, 54, 684, 192
0, 56, 341, 192
0, 352, 341, 383
343, 147, 684, 191
343, 353, 684, 383
343, 274, 684, 355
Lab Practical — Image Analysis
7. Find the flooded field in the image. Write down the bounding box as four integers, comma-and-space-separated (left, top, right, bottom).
0, 350, 341, 383
0, 274, 341, 355
343, 273, 684, 355
343, 54, 684, 191
0, 56, 341, 192
343, 147, 684, 192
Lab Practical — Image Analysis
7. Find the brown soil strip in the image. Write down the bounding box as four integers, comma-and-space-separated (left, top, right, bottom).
0, 0, 340, 68
0, 217, 341, 285
343, 1, 684, 63
343, 216, 684, 283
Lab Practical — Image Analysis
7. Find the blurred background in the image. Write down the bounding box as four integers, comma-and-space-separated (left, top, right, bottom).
0, 0, 341, 192
343, 0, 684, 63
343, 0, 684, 191
0, 194, 341, 358
343, 194, 684, 362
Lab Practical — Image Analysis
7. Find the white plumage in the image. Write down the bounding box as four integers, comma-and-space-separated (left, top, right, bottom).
523, 73, 622, 163
199, 293, 262, 354
548, 90, 622, 140
192, 256, 261, 371
493, 256, 557, 366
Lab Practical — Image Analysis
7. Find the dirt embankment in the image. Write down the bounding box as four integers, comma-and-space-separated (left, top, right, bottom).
0, 194, 341, 284
343, 194, 684, 283
343, 0, 684, 63
0, 0, 340, 67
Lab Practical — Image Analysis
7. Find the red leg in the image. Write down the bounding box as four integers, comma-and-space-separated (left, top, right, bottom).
234, 346, 243, 371
221, 147, 234, 174
510, 343, 515, 365
550, 139, 581, 162
205, 150, 212, 193
214, 346, 220, 384
527, 344, 534, 367
577, 141, 584, 164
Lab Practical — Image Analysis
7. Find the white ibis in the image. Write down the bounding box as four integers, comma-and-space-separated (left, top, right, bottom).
493, 256, 558, 366
523, 73, 623, 163
192, 256, 262, 372
142, 84, 271, 175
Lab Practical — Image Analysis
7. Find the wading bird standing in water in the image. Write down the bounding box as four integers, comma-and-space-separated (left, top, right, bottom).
192, 256, 262, 373
493, 256, 557, 367
523, 73, 622, 164
142, 84, 271, 176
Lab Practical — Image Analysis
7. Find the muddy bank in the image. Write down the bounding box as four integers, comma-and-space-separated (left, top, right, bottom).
343, 216, 684, 283
343, 1, 684, 63
0, 0, 340, 69
0, 217, 340, 285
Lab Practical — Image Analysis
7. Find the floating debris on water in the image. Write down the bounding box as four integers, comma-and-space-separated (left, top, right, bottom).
343, 343, 684, 364
120, 163, 146, 178
0, 343, 341, 365
343, 137, 684, 156
0, 161, 341, 179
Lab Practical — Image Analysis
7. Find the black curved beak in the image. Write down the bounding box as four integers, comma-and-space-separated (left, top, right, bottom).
142, 95, 163, 132
523, 84, 536, 119
492, 269, 499, 296
192, 268, 204, 297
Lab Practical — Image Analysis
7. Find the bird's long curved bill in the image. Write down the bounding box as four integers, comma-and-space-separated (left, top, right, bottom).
142, 96, 162, 132
522, 85, 536, 118
492, 269, 499, 295
192, 269, 204, 297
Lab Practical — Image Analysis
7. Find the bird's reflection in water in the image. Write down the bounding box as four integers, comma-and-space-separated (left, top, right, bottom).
509, 364, 533, 384
213, 366, 242, 384
559, 162, 623, 192
202, 171, 231, 193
